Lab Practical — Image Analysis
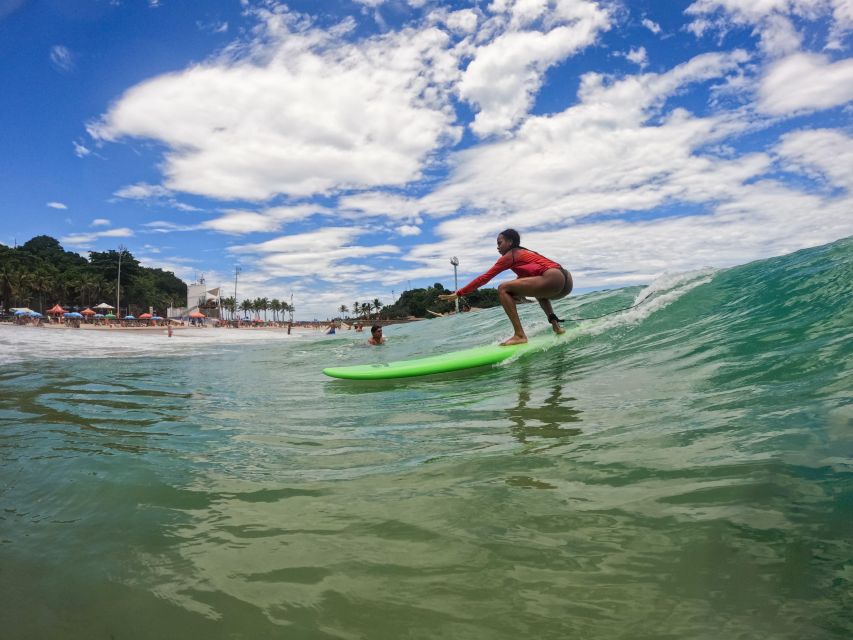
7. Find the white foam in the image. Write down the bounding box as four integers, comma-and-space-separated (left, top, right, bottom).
578, 268, 717, 336
0, 324, 310, 365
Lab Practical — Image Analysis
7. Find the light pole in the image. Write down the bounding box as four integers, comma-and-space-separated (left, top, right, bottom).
450, 256, 459, 313
116, 245, 127, 318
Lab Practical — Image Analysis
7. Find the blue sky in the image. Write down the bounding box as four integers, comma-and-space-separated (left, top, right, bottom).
1, 0, 851, 318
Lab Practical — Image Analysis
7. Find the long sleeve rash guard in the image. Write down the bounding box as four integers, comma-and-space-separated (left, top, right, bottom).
456, 248, 561, 296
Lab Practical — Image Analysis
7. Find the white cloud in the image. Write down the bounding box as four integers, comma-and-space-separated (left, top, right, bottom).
228, 227, 400, 282
338, 192, 423, 221
775, 128, 853, 192
114, 183, 174, 199
200, 204, 323, 235
755, 14, 802, 56
459, 0, 612, 136
47, 201, 67, 209
685, 0, 853, 53
73, 141, 91, 158
397, 224, 421, 236
197, 20, 229, 34
60, 227, 134, 247
758, 53, 853, 115
91, 218, 111, 227
89, 7, 463, 201
419, 50, 753, 226
626, 46, 648, 67
444, 9, 479, 34
50, 45, 74, 72
641, 18, 661, 34
143, 221, 198, 233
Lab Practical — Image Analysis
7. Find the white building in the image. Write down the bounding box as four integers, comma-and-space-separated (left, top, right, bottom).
168, 276, 221, 319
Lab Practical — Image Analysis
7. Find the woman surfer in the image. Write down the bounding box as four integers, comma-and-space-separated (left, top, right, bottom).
438, 229, 572, 346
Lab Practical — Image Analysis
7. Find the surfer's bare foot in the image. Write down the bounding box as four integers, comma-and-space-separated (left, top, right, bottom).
500, 335, 528, 346
551, 323, 565, 335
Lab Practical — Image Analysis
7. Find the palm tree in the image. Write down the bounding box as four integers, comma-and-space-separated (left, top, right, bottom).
339, 304, 348, 319
360, 302, 371, 319
0, 264, 17, 308
32, 270, 53, 313
270, 298, 281, 323
239, 300, 253, 319
258, 297, 269, 321
80, 274, 99, 306
353, 301, 359, 319
220, 296, 235, 320
372, 298, 382, 318
7, 269, 29, 307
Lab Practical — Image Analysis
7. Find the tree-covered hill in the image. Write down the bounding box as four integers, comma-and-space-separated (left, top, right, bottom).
379, 282, 500, 319
0, 235, 186, 315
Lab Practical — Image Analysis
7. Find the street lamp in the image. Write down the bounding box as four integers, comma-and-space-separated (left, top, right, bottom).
450, 256, 459, 314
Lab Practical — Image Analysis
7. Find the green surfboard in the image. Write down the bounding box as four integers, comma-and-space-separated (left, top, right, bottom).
323, 334, 564, 380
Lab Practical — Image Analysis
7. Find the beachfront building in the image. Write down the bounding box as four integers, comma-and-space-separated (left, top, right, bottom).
168, 276, 221, 319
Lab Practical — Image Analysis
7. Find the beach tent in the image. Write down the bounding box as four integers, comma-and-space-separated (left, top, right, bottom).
189, 311, 206, 318
93, 303, 115, 310
47, 304, 67, 315
11, 307, 34, 314
81, 308, 95, 316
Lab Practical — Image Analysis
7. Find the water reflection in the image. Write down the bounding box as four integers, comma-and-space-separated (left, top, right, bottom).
506, 351, 582, 447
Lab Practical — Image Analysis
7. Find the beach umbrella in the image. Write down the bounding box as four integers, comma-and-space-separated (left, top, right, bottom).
14, 309, 29, 316
93, 313, 105, 318
81, 308, 96, 316
64, 312, 83, 318
93, 302, 115, 310
28, 311, 42, 317
138, 313, 153, 319
151, 315, 163, 320
123, 315, 136, 320
47, 304, 67, 315
105, 313, 116, 319
189, 311, 206, 318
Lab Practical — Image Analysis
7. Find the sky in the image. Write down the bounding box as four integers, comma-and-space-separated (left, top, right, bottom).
1, 0, 851, 319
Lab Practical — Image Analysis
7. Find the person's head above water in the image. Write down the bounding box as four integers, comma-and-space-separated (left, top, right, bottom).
497, 228, 521, 255
368, 324, 385, 345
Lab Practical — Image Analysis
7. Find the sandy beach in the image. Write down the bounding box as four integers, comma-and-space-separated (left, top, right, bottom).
0, 321, 326, 366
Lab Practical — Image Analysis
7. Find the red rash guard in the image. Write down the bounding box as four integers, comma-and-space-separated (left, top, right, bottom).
456, 248, 562, 296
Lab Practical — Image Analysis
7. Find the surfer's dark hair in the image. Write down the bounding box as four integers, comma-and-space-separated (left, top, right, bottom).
499, 229, 521, 249
371, 324, 382, 333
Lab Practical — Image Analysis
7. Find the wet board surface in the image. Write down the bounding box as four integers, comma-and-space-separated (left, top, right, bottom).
323, 334, 563, 380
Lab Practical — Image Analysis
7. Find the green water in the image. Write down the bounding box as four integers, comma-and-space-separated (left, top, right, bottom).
2, 238, 852, 639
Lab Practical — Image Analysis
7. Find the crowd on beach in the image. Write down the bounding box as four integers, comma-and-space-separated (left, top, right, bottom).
2, 303, 398, 339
